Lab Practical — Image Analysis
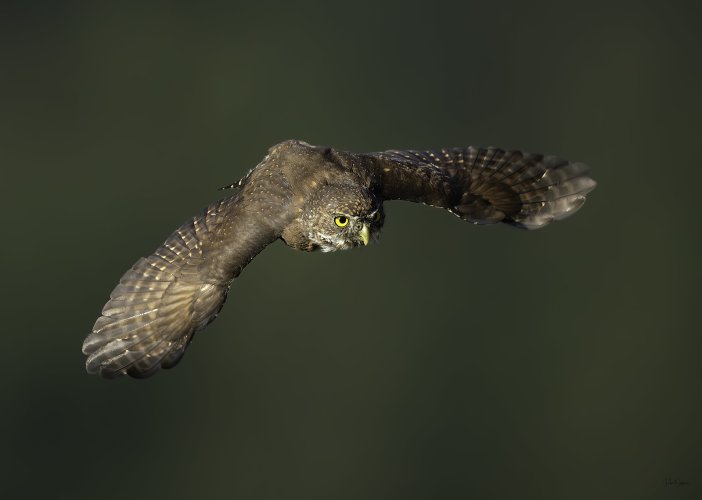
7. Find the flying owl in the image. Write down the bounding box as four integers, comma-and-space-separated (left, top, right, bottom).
82, 140, 596, 378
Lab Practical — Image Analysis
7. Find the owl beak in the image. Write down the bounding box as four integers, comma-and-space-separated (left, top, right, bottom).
358, 224, 370, 246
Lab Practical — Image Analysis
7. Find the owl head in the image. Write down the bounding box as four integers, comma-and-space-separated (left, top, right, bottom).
300, 183, 384, 252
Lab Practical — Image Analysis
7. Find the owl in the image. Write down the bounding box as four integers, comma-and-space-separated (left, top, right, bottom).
83, 140, 596, 378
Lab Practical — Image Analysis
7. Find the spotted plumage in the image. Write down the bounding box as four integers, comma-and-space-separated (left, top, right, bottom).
83, 140, 596, 378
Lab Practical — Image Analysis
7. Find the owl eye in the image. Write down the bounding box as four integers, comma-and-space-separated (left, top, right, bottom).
334, 216, 349, 227
371, 211, 382, 222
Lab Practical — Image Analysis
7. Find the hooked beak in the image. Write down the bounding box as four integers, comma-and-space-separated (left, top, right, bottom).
358, 224, 370, 246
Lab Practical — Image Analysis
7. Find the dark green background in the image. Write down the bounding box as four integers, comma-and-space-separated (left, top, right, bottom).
2, 1, 700, 499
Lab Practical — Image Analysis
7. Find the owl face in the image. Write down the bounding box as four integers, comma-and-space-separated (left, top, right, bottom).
302, 184, 384, 252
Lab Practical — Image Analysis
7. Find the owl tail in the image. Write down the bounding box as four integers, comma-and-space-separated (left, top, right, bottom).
82, 229, 228, 379
454, 151, 596, 229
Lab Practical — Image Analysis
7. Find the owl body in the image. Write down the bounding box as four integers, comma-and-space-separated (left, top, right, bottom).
236, 140, 382, 252
83, 139, 596, 378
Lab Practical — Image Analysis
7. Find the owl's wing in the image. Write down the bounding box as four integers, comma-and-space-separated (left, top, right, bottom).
83, 189, 287, 379
367, 147, 596, 228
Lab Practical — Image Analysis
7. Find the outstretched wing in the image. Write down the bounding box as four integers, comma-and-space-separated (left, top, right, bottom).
368, 147, 596, 229
83, 181, 290, 378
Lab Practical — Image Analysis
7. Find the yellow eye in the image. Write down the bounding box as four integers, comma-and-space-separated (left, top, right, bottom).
334, 215, 349, 227
371, 211, 382, 222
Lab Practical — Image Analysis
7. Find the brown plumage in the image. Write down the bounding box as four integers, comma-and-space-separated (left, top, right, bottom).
83, 140, 596, 378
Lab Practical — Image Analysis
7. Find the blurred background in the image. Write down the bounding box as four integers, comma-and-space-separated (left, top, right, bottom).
2, 1, 700, 499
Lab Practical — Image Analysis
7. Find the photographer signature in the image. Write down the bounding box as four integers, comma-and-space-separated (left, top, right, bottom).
664, 477, 689, 487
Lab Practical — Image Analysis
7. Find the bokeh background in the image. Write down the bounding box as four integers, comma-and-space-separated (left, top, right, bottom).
2, 1, 701, 499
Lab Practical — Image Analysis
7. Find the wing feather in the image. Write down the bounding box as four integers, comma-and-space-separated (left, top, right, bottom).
368, 146, 595, 229
83, 180, 290, 378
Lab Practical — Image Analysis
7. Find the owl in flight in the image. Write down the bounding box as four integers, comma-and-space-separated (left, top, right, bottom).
83, 140, 596, 378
